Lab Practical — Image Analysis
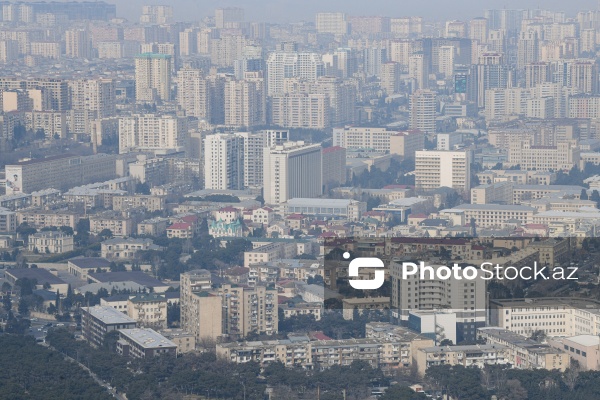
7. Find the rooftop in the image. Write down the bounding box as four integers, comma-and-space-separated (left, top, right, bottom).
119, 328, 177, 349
84, 305, 136, 325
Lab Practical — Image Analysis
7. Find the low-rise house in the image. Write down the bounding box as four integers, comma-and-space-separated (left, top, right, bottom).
28, 231, 74, 254
101, 237, 161, 260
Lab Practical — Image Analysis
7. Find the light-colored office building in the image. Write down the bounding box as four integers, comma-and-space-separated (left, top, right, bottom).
414, 150, 471, 191
263, 141, 322, 204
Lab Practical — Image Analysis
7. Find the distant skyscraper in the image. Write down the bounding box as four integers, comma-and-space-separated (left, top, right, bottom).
380, 62, 402, 95
176, 67, 210, 119
263, 141, 322, 205
223, 72, 266, 129
316, 12, 348, 35
65, 29, 91, 58
517, 30, 539, 69
69, 78, 116, 118
215, 7, 244, 29
469, 18, 488, 44
203, 133, 244, 190
409, 53, 429, 91
410, 90, 436, 134
266, 52, 324, 96
363, 47, 387, 77
135, 53, 172, 103
140, 5, 173, 24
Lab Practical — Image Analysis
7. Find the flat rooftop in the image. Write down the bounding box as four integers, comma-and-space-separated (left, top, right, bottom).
84, 305, 136, 325
6, 268, 64, 284
119, 328, 176, 349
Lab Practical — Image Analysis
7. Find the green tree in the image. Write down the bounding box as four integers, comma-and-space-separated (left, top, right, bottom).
380, 385, 427, 400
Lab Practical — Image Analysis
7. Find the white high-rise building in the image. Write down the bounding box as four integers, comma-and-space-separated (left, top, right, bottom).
408, 53, 429, 90
204, 133, 244, 190
135, 53, 172, 103
118, 114, 187, 154
410, 90, 436, 134
235, 130, 289, 189
438, 46, 455, 78
316, 13, 348, 35
415, 150, 471, 191
263, 141, 322, 205
266, 52, 324, 96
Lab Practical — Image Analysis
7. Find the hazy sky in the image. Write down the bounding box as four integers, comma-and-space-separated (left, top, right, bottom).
111, 0, 599, 23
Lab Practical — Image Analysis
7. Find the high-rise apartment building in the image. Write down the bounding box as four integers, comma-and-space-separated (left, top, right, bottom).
410, 90, 436, 134
263, 141, 322, 204
235, 130, 289, 189
224, 73, 266, 128
517, 30, 539, 69
266, 52, 324, 96
135, 53, 172, 102
363, 47, 387, 76
65, 29, 91, 58
380, 62, 401, 95
438, 46, 455, 78
390, 259, 487, 343
140, 5, 173, 24
203, 133, 244, 190
118, 114, 187, 154
69, 78, 116, 118
316, 12, 348, 35
414, 150, 471, 191
408, 53, 429, 90
176, 67, 210, 119
469, 18, 488, 43
270, 94, 331, 129
215, 7, 244, 29
181, 270, 278, 342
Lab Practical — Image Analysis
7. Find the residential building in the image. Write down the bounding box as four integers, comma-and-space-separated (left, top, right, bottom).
101, 238, 158, 260
118, 114, 187, 154
28, 231, 74, 254
81, 305, 137, 347
410, 90, 436, 134
203, 133, 244, 190
415, 344, 508, 375
127, 293, 168, 329
135, 53, 172, 102
117, 328, 176, 358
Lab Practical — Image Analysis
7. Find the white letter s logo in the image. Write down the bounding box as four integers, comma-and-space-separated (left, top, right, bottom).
348, 258, 385, 290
